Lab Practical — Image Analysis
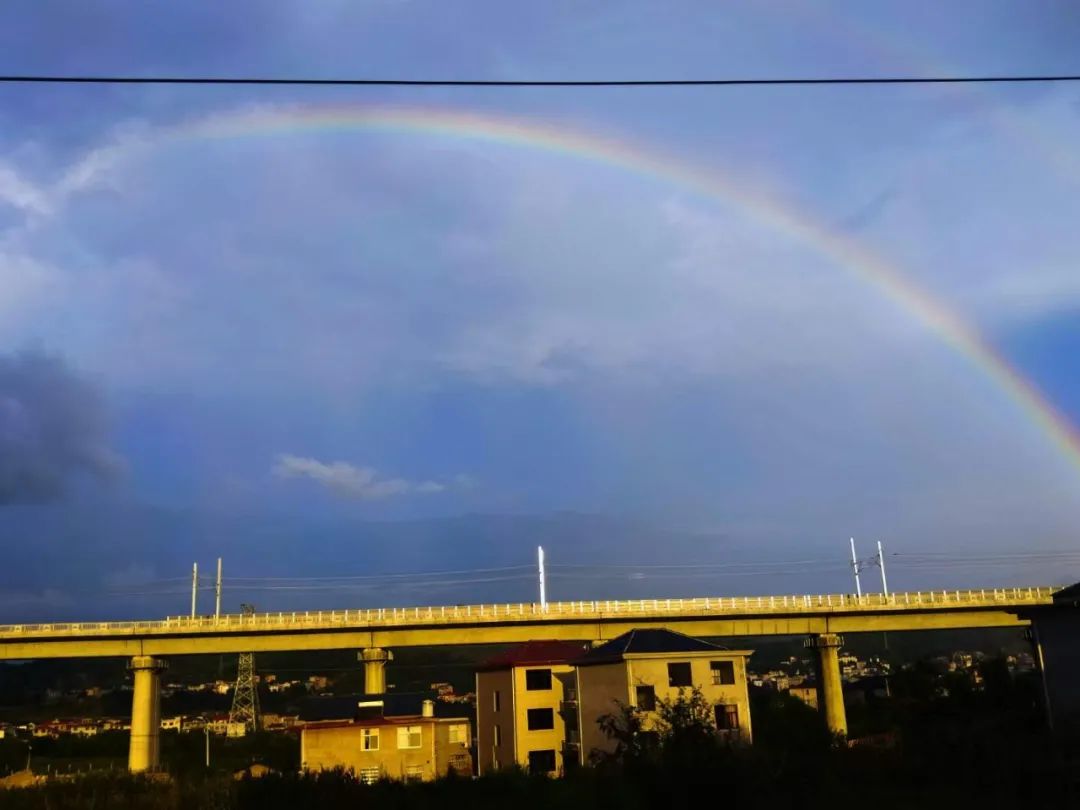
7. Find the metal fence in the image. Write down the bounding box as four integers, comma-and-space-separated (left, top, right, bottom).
0, 586, 1059, 639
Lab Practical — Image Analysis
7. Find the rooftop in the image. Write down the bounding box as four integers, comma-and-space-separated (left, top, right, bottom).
575, 628, 730, 666
478, 640, 591, 671
298, 691, 465, 722
1052, 581, 1080, 605
302, 714, 462, 731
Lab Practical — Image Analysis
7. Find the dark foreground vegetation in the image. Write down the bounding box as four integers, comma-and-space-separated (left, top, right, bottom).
2, 665, 1078, 809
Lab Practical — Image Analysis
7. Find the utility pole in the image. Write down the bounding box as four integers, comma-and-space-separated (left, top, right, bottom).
204, 724, 210, 768
538, 546, 547, 610
214, 558, 223, 620
849, 538, 862, 597
877, 541, 889, 597
190, 562, 198, 619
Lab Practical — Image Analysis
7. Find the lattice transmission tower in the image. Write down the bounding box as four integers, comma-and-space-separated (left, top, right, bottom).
228, 603, 260, 732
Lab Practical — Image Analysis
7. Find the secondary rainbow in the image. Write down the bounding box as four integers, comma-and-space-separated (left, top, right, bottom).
155, 103, 1080, 474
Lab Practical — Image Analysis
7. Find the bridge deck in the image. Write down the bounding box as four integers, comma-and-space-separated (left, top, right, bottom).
0, 587, 1057, 659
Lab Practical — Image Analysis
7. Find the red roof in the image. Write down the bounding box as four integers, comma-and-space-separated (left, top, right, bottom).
478, 640, 590, 671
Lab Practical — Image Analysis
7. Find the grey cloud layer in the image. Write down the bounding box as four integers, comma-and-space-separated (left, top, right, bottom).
0, 89, 1078, 533
3, 91, 1078, 393
0, 350, 123, 504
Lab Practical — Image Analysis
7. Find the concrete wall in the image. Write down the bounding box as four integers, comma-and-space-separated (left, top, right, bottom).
626, 652, 753, 742
476, 669, 515, 774
789, 685, 819, 710
577, 652, 754, 761
477, 664, 577, 775
511, 664, 576, 775
433, 719, 473, 778
577, 662, 631, 763
302, 719, 469, 782
1034, 609, 1080, 731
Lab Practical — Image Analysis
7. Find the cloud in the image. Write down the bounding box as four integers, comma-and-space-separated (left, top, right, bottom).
6, 90, 1077, 395
272, 454, 447, 500
0, 349, 124, 504
1, 89, 1079, 541
0, 164, 50, 215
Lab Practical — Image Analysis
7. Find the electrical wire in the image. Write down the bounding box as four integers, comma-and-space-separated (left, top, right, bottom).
13, 550, 1075, 611
224, 564, 533, 583
1, 74, 1079, 87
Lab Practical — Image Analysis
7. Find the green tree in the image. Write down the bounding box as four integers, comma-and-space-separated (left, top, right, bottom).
654, 688, 717, 749
593, 700, 656, 765
595, 687, 722, 766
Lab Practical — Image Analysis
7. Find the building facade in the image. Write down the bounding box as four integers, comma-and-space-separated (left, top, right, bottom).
575, 629, 753, 763
1032, 582, 1080, 731
300, 699, 472, 782
475, 640, 590, 776
788, 684, 819, 709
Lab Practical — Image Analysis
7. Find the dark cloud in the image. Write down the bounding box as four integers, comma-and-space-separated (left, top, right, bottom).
0, 350, 122, 504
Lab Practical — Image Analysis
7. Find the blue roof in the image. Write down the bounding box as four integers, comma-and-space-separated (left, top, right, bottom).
575, 628, 727, 666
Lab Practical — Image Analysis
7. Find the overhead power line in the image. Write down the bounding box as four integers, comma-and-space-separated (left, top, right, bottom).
1, 74, 1079, 88
224, 564, 533, 583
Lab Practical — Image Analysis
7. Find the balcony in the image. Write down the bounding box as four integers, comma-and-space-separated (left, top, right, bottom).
563, 729, 581, 751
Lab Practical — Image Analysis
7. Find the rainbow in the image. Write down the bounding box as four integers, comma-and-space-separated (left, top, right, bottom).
146, 103, 1080, 472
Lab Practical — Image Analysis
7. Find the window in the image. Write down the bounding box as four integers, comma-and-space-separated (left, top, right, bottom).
361, 728, 379, 751
359, 767, 380, 785
525, 668, 552, 691
528, 749, 557, 774
711, 661, 736, 686
404, 765, 424, 782
635, 685, 656, 711
526, 708, 554, 731
493, 724, 502, 745
493, 690, 501, 712
397, 725, 422, 749
715, 704, 739, 730
448, 723, 468, 744
667, 662, 692, 687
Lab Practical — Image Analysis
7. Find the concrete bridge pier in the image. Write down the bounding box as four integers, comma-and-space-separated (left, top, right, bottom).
128, 655, 167, 772
805, 633, 847, 737
359, 648, 393, 694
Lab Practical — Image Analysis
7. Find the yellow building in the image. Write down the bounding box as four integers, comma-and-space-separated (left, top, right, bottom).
301, 698, 472, 783
575, 629, 753, 762
475, 640, 590, 776
788, 684, 819, 710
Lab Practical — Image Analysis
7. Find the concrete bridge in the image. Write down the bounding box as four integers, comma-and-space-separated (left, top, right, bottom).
0, 586, 1060, 772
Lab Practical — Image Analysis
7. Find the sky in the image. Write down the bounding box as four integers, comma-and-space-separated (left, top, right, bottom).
1, 1, 1080, 618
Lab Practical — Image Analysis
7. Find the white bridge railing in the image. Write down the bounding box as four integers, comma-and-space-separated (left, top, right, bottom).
0, 586, 1059, 639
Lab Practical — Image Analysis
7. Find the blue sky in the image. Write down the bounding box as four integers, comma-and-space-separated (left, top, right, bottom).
1, 1, 1080, 617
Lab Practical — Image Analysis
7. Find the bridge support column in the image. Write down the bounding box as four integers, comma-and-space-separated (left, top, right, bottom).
805, 634, 847, 737
128, 656, 167, 772
359, 648, 393, 695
